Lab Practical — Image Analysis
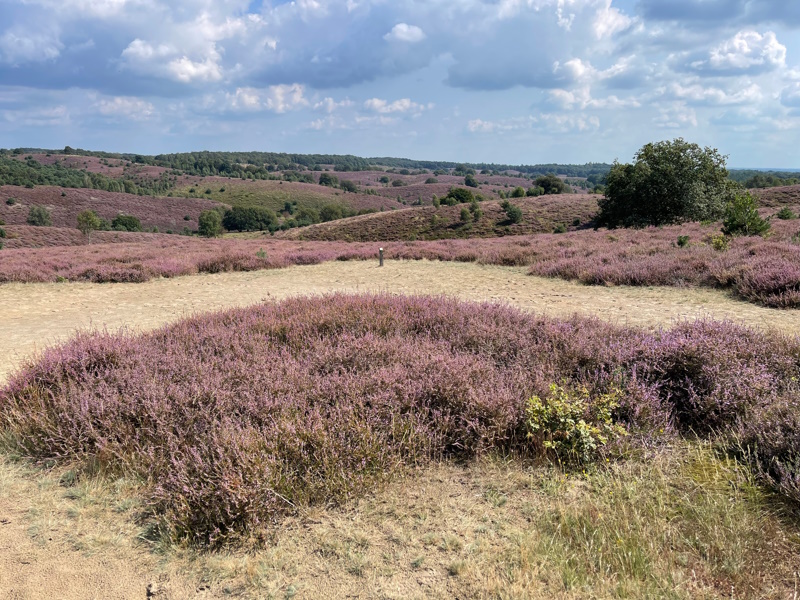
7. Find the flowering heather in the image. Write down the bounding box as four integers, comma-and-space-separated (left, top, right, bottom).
1, 295, 798, 545
0, 185, 222, 232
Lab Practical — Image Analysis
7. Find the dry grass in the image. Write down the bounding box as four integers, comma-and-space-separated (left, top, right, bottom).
4, 442, 795, 598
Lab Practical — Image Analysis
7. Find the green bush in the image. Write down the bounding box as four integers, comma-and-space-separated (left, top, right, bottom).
677, 235, 690, 247
775, 207, 797, 220
425, 177, 438, 184
526, 383, 627, 465
26, 205, 52, 226
111, 214, 142, 232
501, 200, 523, 224
553, 223, 567, 234
5, 198, 16, 205
710, 233, 730, 252
76, 209, 101, 238
510, 186, 526, 198
722, 191, 770, 237
460, 207, 471, 222
0, 227, 5, 238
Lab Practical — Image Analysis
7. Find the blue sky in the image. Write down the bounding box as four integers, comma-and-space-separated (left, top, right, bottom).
1, 0, 798, 167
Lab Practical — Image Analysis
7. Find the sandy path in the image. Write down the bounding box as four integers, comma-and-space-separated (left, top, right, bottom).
0, 259, 798, 599
2, 259, 796, 383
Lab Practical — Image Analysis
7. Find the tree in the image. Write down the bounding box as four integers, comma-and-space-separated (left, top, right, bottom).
510, 186, 526, 198
443, 187, 474, 205
722, 191, 770, 237
320, 204, 344, 222
318, 173, 339, 187
27, 205, 52, 226
340, 180, 358, 193
76, 209, 101, 240
534, 174, 566, 195
464, 174, 478, 188
501, 200, 523, 224
222, 206, 277, 232
198, 209, 223, 237
597, 138, 736, 228
112, 214, 142, 232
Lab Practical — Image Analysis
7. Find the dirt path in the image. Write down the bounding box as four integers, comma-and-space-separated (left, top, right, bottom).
1, 259, 798, 599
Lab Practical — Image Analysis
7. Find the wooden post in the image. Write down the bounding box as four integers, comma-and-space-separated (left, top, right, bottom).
379, 247, 384, 267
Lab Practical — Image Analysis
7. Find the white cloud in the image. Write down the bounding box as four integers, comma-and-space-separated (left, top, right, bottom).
0, 28, 63, 65
668, 81, 762, 106
225, 84, 309, 113
384, 23, 426, 43
96, 96, 155, 119
781, 83, 800, 108
363, 98, 432, 114
593, 0, 633, 39
538, 112, 600, 132
2, 105, 70, 127
467, 116, 536, 133
654, 102, 698, 129
549, 86, 641, 109
167, 55, 223, 83
313, 97, 354, 113
692, 30, 786, 74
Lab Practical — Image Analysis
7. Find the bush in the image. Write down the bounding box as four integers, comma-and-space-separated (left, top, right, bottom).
464, 174, 478, 188
222, 206, 277, 232
320, 204, 344, 222
198, 210, 223, 238
319, 173, 339, 187
0, 227, 5, 238
425, 177, 438, 184
527, 186, 545, 197
597, 138, 736, 227
391, 179, 405, 187
526, 383, 627, 465
722, 191, 770, 237
339, 180, 358, 193
112, 214, 142, 232
5, 198, 16, 205
510, 186, 526, 198
553, 223, 567, 234
444, 187, 474, 205
534, 174, 566, 195
710, 233, 730, 252
677, 235, 690, 247
26, 205, 52, 226
501, 200, 523, 224
776, 207, 797, 220
460, 207, 471, 222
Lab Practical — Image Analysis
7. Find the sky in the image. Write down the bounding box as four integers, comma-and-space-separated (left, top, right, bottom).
1, 0, 799, 167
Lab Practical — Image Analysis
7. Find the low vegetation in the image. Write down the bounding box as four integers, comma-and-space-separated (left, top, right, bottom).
1, 294, 798, 551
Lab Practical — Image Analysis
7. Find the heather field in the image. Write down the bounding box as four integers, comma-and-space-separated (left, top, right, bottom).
1, 294, 799, 597
3, 216, 800, 307
0, 225, 178, 249
0, 185, 222, 232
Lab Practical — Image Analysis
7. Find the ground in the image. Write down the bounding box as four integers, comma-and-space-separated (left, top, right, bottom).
1, 260, 798, 599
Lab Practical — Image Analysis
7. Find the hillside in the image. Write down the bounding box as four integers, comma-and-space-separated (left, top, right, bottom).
0, 185, 222, 232
277, 195, 600, 242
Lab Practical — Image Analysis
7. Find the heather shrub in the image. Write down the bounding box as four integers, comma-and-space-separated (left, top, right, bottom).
710, 233, 729, 251
677, 235, 690, 247
2, 297, 799, 545
526, 383, 627, 465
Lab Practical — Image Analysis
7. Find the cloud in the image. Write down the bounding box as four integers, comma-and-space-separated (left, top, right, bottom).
593, 0, 633, 39
384, 23, 426, 43
363, 98, 432, 114
781, 83, 800, 108
466, 116, 536, 133
313, 96, 354, 113
654, 102, 698, 129
667, 81, 762, 105
96, 96, 156, 119
638, 0, 747, 22
0, 28, 63, 66
225, 84, 309, 113
689, 30, 786, 75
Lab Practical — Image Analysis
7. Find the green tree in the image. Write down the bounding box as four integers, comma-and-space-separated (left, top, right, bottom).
501, 200, 523, 224
222, 206, 277, 232
318, 172, 339, 187
443, 187, 474, 205
339, 180, 358, 193
27, 205, 52, 226
112, 214, 142, 232
320, 204, 344, 222
597, 138, 736, 228
198, 209, 223, 237
76, 209, 101, 240
534, 174, 566, 195
722, 191, 771, 236
510, 186, 526, 198
464, 174, 478, 188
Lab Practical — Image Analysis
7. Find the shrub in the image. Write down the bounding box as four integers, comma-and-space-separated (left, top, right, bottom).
391, 179, 405, 187
464, 174, 478, 188
320, 204, 344, 222
526, 383, 627, 465
460, 207, 471, 223
553, 223, 567, 234
319, 173, 339, 187
597, 138, 736, 227
339, 180, 358, 193
722, 191, 770, 237
0, 227, 5, 238
205, 188, 212, 195
425, 177, 438, 184
501, 200, 523, 224
27, 205, 52, 226
112, 214, 142, 232
444, 187, 474, 205
527, 186, 545, 197
183, 215, 191, 221
198, 210, 223, 238
775, 207, 797, 220
710, 234, 730, 252
222, 206, 277, 232
677, 235, 690, 247
534, 174, 566, 195
6, 198, 16, 205
511, 186, 526, 198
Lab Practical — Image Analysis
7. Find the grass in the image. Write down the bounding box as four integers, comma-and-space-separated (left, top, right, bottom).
2, 442, 796, 598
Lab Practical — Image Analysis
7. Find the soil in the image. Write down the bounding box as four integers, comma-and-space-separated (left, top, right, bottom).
1, 259, 797, 599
